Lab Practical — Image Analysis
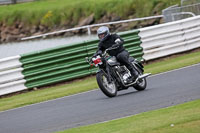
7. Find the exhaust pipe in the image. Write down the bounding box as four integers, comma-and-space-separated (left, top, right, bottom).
138, 73, 151, 79
123, 73, 151, 87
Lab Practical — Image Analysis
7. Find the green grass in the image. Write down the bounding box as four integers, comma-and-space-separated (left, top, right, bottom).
0, 76, 98, 111
0, 0, 180, 26
57, 99, 200, 133
144, 50, 200, 74
0, 50, 200, 112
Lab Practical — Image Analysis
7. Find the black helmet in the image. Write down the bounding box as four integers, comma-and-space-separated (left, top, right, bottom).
97, 26, 110, 41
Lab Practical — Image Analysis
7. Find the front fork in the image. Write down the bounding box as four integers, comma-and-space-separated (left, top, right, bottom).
105, 62, 113, 83
97, 62, 113, 84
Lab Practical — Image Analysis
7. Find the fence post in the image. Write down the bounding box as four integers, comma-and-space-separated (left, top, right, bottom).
87, 26, 91, 35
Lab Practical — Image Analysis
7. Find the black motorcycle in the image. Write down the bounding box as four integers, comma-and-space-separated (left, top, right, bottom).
86, 46, 151, 97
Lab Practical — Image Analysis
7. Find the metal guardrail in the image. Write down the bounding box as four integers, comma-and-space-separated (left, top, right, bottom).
1, 15, 200, 96
139, 15, 200, 61
0, 30, 143, 95
21, 15, 163, 41
20, 30, 142, 88
0, 55, 26, 96
171, 12, 196, 21
162, 2, 200, 22
181, 0, 200, 6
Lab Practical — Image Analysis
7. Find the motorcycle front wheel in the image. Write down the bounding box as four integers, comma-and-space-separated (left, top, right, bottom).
96, 71, 117, 97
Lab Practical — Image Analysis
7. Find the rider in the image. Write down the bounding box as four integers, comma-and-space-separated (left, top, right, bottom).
95, 26, 139, 82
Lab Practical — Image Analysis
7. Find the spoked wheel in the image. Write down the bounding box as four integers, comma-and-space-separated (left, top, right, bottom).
96, 71, 117, 97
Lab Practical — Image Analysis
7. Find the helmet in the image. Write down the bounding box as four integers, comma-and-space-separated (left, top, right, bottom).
97, 26, 110, 41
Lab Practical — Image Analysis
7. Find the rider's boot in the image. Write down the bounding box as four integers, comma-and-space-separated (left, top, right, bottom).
130, 68, 139, 82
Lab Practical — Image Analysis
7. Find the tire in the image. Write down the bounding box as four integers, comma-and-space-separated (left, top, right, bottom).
133, 77, 147, 91
133, 66, 147, 91
96, 71, 117, 97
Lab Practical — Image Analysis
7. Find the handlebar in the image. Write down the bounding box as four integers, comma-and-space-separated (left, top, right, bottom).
85, 45, 119, 64
102, 45, 119, 56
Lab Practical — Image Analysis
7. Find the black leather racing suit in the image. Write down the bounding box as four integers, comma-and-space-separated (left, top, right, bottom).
96, 33, 138, 79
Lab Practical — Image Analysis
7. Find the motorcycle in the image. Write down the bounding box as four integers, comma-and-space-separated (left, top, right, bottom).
86, 46, 151, 97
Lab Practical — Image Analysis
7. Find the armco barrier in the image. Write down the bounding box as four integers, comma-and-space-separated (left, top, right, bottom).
0, 56, 22, 71
19, 30, 142, 89
0, 56, 27, 96
139, 15, 200, 61
1, 15, 200, 96
0, 30, 141, 96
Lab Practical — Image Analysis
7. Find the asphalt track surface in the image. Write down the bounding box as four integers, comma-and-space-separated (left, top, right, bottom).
0, 64, 200, 133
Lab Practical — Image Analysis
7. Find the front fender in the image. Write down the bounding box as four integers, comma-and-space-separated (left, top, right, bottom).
96, 69, 106, 75
96, 69, 102, 73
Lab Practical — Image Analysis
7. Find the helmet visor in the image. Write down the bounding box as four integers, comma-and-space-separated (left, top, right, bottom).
98, 33, 105, 40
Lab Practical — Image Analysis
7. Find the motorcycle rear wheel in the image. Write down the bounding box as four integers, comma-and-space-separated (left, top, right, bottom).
133, 77, 147, 91
96, 71, 117, 97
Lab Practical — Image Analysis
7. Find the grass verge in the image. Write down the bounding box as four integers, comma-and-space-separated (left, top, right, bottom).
0, 50, 200, 112
0, 0, 180, 26
57, 99, 200, 133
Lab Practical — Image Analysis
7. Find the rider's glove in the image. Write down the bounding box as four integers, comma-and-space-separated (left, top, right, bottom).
115, 38, 123, 45
93, 50, 102, 57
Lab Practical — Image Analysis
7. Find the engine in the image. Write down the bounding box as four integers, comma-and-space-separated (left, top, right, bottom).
115, 66, 131, 84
